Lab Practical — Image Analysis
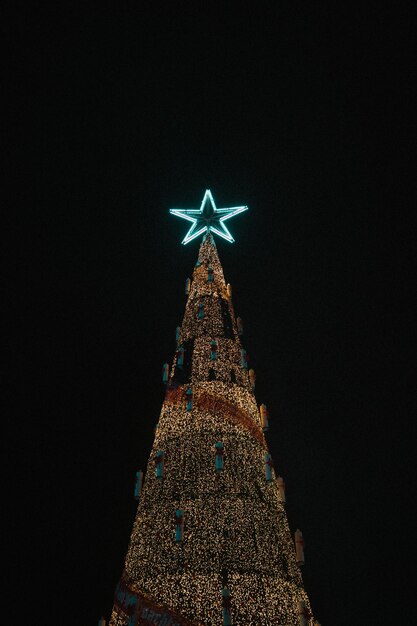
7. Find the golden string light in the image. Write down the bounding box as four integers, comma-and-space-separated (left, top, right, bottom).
107, 234, 315, 625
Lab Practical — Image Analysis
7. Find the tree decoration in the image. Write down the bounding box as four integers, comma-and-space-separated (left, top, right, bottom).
134, 470, 143, 500
185, 278, 191, 295
277, 475, 286, 504
155, 450, 165, 480
215, 441, 224, 472
240, 348, 248, 369
107, 220, 316, 626
169, 189, 248, 245
113, 577, 138, 618
186, 386, 193, 411
260, 403, 269, 431
207, 266, 214, 283
210, 340, 218, 361
174, 509, 184, 542
177, 345, 184, 367
295, 529, 305, 566
249, 368, 256, 390
198, 303, 204, 320
236, 316, 243, 335
162, 363, 169, 384
298, 600, 312, 626
264, 452, 275, 482
221, 586, 232, 626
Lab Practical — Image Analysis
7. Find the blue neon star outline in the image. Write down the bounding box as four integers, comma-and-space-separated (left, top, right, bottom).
169, 190, 248, 244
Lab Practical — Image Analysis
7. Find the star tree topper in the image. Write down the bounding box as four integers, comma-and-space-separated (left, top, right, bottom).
170, 190, 248, 244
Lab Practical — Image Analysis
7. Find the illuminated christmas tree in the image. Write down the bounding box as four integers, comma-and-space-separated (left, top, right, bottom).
107, 191, 316, 626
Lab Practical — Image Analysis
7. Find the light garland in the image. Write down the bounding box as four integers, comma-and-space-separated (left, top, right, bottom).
107, 233, 315, 625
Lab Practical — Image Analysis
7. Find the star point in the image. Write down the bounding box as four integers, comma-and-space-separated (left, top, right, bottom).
169, 190, 248, 244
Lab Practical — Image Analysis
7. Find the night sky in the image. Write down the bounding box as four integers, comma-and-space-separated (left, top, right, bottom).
6, 3, 415, 626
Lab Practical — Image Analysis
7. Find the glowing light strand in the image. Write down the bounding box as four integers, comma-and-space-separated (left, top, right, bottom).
107, 234, 315, 626
169, 189, 248, 244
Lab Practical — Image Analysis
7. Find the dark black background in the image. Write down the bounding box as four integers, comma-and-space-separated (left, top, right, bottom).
5, 2, 415, 625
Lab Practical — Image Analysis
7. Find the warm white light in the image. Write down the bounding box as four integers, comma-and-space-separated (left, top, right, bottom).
107, 232, 315, 626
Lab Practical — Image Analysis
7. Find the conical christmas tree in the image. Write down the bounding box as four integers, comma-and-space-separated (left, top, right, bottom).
108, 193, 315, 626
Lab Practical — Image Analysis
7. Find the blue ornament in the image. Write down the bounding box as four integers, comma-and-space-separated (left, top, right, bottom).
240, 349, 248, 369
186, 387, 193, 411
264, 452, 274, 482
177, 345, 184, 367
215, 441, 224, 472
155, 450, 165, 480
222, 586, 231, 626
174, 509, 184, 542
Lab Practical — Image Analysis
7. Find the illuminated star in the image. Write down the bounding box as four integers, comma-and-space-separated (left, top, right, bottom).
169, 189, 248, 244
